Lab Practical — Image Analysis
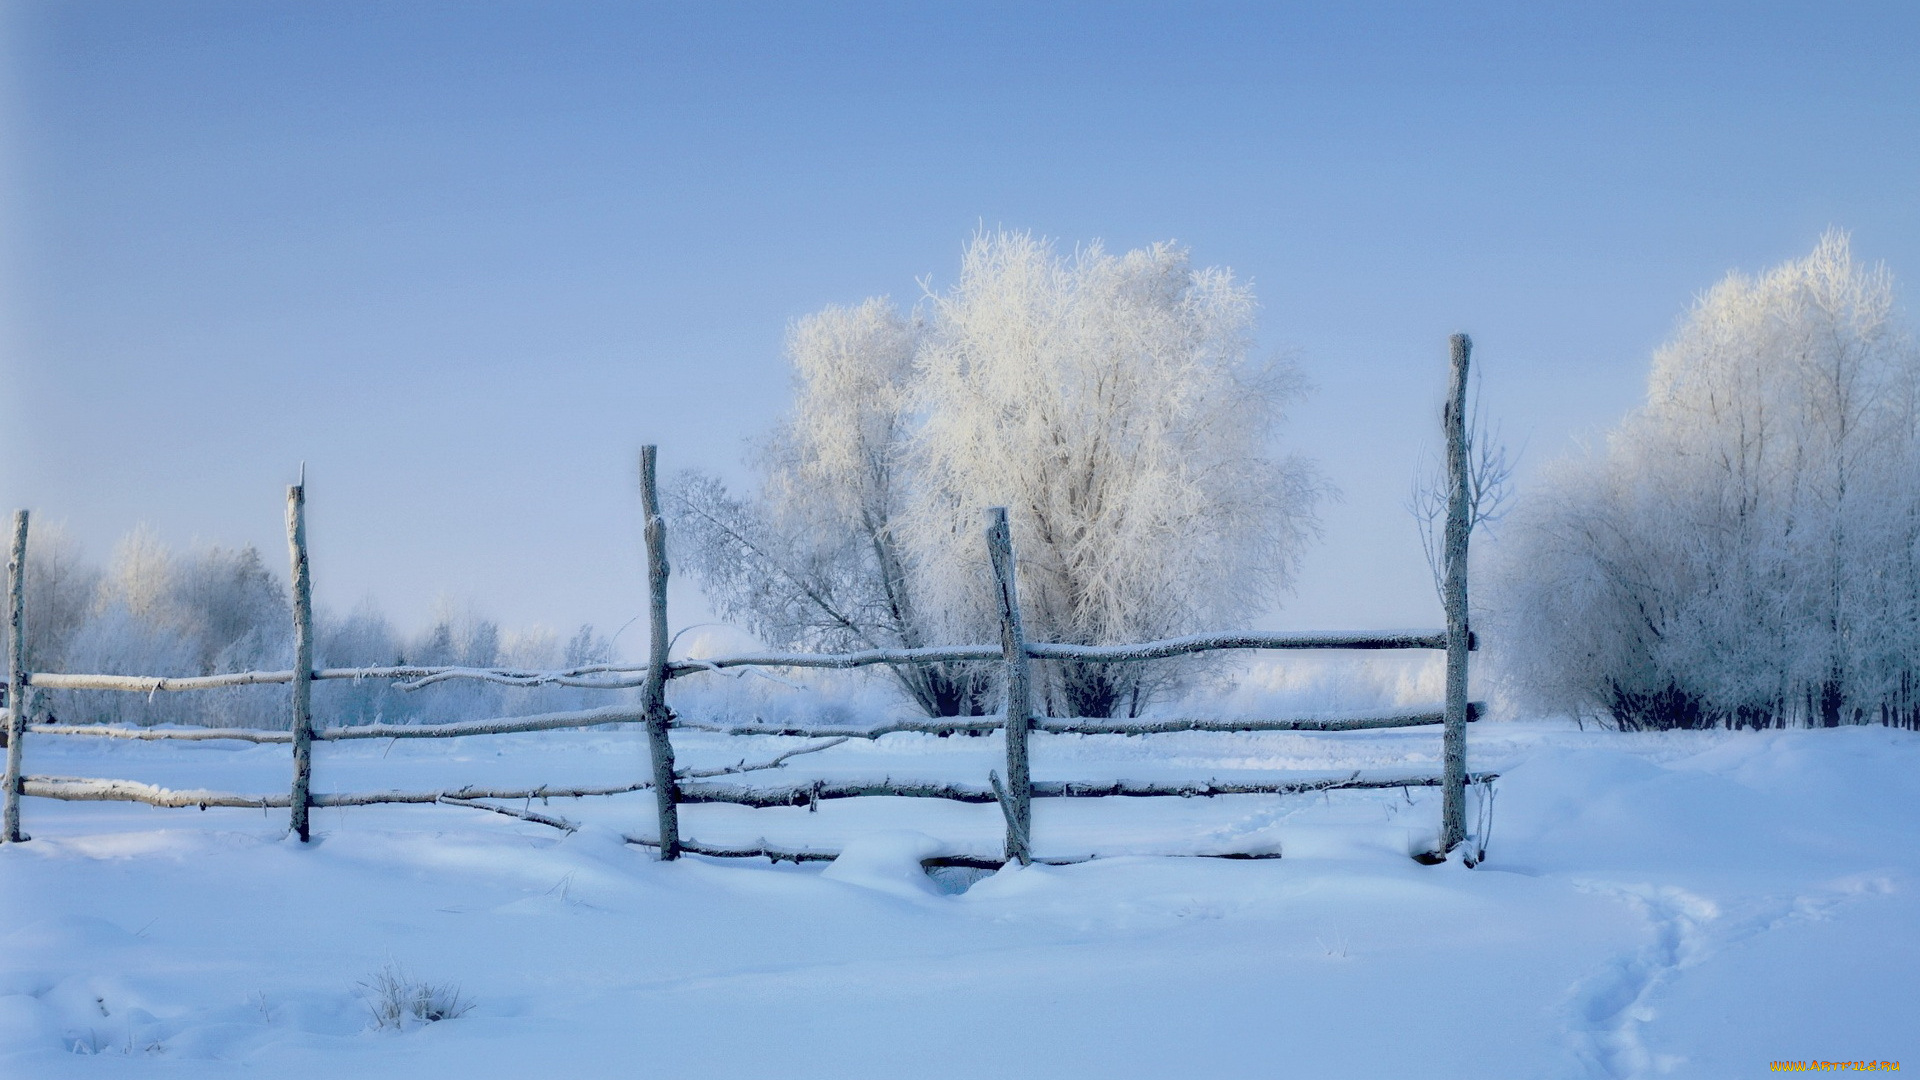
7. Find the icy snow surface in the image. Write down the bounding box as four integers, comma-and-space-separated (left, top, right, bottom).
1, 720, 1914, 1077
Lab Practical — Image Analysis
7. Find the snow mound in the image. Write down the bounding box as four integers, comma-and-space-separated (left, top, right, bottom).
820, 830, 951, 899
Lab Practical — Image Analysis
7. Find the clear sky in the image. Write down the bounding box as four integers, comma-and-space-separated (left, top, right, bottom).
2, 1, 1916, 653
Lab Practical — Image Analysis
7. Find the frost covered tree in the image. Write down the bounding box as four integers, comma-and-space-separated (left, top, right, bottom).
1488, 233, 1920, 729
673, 232, 1321, 718
907, 233, 1320, 716
671, 299, 997, 715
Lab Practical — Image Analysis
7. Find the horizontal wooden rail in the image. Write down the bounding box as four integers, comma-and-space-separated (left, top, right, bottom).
671, 703, 1483, 741
677, 770, 1498, 809
1033, 703, 1483, 734
28, 670, 298, 692
28, 702, 1484, 745
623, 835, 842, 863
21, 627, 1469, 697
1026, 630, 1461, 662
671, 717, 1003, 739
21, 776, 653, 808
24, 776, 289, 808
313, 782, 653, 806
1033, 772, 1497, 797
26, 723, 294, 743
25, 770, 1495, 813
26, 665, 654, 693
27, 704, 651, 743
666, 644, 1002, 676
616, 838, 1287, 867
354, 664, 649, 690
315, 704, 647, 741
681, 778, 999, 806
667, 630, 1465, 676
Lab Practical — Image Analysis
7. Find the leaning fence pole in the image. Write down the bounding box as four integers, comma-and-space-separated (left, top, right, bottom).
286, 480, 316, 843
1440, 333, 1473, 854
985, 507, 1033, 865
639, 446, 681, 859
4, 511, 29, 842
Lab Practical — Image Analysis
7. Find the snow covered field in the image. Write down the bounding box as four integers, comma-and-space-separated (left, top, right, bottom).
1, 718, 1914, 1078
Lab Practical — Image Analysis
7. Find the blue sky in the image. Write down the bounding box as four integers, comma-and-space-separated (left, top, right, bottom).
3, 1, 1917, 647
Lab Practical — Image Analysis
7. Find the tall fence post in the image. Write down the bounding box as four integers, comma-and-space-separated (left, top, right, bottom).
1441, 333, 1473, 854
4, 511, 30, 842
985, 507, 1033, 865
639, 446, 681, 859
286, 481, 315, 843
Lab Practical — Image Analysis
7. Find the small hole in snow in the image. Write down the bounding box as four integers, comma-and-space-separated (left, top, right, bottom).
924, 865, 995, 894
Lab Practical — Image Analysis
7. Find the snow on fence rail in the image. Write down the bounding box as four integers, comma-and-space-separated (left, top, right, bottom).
0, 338, 1486, 862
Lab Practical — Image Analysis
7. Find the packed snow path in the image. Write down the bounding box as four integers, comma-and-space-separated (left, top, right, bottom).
1, 721, 1913, 1077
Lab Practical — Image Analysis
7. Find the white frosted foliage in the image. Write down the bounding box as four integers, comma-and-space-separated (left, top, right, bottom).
672, 232, 1321, 718
1489, 232, 1920, 729
906, 233, 1319, 717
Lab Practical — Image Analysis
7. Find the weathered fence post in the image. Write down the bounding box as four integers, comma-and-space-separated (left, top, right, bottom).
4, 511, 30, 842
639, 446, 681, 859
286, 481, 316, 843
985, 507, 1033, 865
1441, 333, 1472, 854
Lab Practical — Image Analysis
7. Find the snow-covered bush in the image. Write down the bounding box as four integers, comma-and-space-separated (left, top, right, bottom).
672, 231, 1322, 718
1488, 233, 1920, 729
357, 962, 472, 1031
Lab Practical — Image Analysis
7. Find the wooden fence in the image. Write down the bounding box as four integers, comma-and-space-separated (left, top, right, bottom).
0, 339, 1487, 866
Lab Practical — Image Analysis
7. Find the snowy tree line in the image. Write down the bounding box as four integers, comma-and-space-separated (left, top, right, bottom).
1487, 233, 1920, 729
10, 230, 1914, 734
0, 526, 617, 728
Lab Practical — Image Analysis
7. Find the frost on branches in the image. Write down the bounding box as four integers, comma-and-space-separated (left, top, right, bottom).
671, 232, 1322, 718
669, 298, 997, 718
1489, 232, 1920, 730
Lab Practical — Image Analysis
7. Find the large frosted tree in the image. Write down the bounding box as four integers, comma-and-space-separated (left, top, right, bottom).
905, 233, 1320, 716
672, 232, 1321, 717
1489, 233, 1920, 729
671, 298, 996, 716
